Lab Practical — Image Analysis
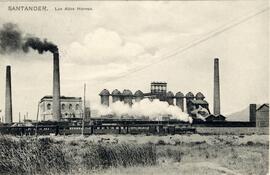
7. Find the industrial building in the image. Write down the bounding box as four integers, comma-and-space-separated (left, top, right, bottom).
99, 58, 226, 122
99, 82, 212, 121
249, 103, 269, 127
38, 96, 83, 121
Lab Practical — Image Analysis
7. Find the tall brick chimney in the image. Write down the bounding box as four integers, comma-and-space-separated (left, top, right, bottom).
5, 65, 13, 123
249, 104, 256, 122
52, 52, 61, 121
213, 58, 220, 115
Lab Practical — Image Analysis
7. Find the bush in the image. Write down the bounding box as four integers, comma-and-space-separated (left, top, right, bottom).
0, 136, 156, 174
157, 147, 183, 163
157, 140, 166, 145
246, 141, 254, 146
0, 136, 70, 174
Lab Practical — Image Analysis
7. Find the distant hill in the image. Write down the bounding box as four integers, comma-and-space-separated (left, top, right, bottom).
226, 107, 249, 121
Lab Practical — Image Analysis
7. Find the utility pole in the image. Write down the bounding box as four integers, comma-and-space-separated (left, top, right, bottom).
81, 83, 86, 136
19, 112, 21, 123
35, 102, 40, 137
0, 110, 2, 123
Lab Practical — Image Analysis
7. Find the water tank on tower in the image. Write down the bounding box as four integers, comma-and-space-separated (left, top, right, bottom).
195, 92, 205, 100
134, 90, 144, 102
99, 89, 110, 106
175, 91, 184, 111
166, 91, 174, 105
111, 89, 121, 103
186, 92, 195, 114
122, 89, 133, 106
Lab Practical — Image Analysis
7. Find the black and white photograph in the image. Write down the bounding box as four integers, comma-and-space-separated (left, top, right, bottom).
0, 0, 269, 174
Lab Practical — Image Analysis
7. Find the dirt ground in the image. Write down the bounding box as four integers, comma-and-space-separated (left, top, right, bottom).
57, 134, 268, 175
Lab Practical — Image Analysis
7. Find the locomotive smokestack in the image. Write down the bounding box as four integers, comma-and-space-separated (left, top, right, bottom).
5, 65, 13, 123
52, 52, 61, 121
213, 58, 220, 115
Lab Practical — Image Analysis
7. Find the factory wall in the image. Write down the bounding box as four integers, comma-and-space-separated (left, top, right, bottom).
39, 97, 83, 121
256, 104, 269, 127
249, 104, 269, 128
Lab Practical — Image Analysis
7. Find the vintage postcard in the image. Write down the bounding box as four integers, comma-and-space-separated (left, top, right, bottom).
0, 0, 269, 174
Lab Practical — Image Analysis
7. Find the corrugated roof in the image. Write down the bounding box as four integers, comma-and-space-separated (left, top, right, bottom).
175, 92, 184, 98
195, 92, 205, 99
256, 103, 269, 111
190, 99, 208, 105
40, 96, 82, 103
206, 114, 226, 121
134, 90, 144, 96
99, 89, 110, 96
111, 89, 121, 95
151, 81, 167, 84
186, 92, 194, 98
166, 91, 174, 97
122, 89, 133, 95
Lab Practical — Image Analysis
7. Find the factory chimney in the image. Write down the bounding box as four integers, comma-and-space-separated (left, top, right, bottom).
249, 104, 256, 123
5, 65, 13, 123
213, 58, 220, 115
52, 52, 61, 121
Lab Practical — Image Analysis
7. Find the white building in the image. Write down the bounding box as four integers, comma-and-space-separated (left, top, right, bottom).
38, 96, 83, 121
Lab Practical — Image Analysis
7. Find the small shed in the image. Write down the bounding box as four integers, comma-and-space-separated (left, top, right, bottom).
256, 104, 269, 127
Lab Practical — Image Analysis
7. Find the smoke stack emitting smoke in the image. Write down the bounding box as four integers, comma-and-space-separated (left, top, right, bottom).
93, 99, 193, 123
52, 52, 61, 121
0, 23, 58, 54
1, 23, 61, 121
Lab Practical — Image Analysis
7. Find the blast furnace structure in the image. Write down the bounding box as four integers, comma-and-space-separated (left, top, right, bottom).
99, 82, 212, 121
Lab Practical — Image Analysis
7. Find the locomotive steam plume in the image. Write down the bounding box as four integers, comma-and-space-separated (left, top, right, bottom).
0, 23, 58, 54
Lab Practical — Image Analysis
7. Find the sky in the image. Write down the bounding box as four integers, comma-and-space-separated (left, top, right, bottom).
0, 1, 269, 121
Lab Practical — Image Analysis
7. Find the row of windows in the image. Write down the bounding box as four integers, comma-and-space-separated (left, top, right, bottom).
46, 103, 80, 110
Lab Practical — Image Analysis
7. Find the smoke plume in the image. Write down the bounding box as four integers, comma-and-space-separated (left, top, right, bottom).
92, 99, 192, 123
0, 23, 58, 54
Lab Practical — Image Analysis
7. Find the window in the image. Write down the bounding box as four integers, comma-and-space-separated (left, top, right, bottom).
69, 104, 72, 110
76, 104, 79, 110
62, 104, 65, 110
47, 103, 51, 110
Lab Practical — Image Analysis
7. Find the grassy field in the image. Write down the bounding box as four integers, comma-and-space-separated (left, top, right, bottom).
0, 134, 268, 175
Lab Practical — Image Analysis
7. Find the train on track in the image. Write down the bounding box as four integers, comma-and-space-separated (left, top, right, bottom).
0, 117, 257, 136
0, 118, 197, 136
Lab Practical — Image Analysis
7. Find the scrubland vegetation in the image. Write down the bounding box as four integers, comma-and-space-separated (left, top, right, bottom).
0, 134, 268, 175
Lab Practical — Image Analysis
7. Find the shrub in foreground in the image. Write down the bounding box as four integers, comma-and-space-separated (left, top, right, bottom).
0, 136, 156, 175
